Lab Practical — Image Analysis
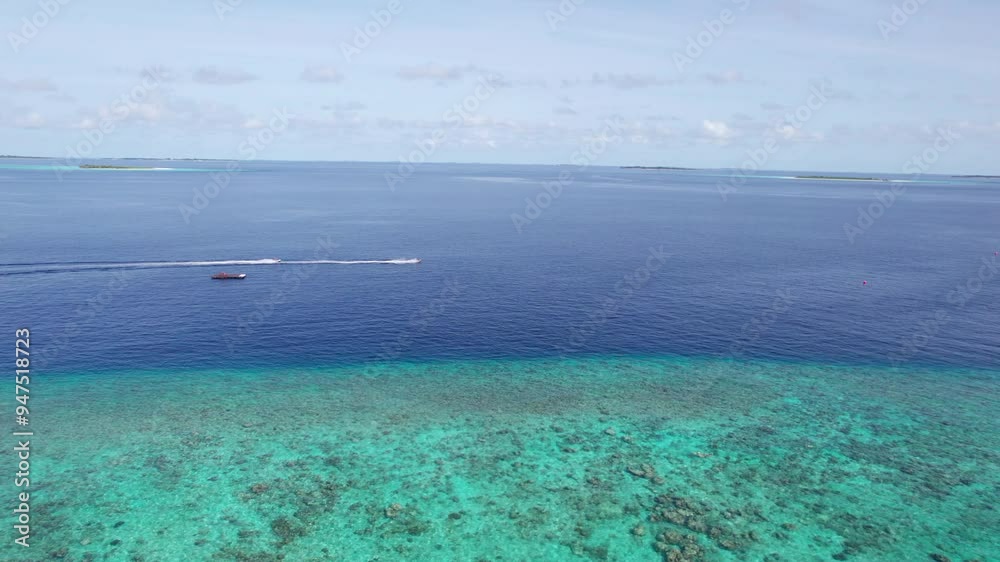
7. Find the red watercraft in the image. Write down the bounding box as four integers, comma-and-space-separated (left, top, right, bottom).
211, 272, 246, 280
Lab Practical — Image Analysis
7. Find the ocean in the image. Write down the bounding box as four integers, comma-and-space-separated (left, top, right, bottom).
1, 159, 997, 561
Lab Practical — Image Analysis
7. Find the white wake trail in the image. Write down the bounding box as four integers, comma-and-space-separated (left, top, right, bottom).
0, 258, 421, 276
287, 259, 422, 265
130, 259, 283, 268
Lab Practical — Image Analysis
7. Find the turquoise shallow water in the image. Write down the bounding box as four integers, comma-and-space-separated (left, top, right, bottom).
9, 356, 998, 561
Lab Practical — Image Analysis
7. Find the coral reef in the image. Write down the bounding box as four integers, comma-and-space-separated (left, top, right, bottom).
6, 357, 997, 560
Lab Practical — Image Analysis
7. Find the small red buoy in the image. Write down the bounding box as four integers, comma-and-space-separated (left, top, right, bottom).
862, 280, 868, 286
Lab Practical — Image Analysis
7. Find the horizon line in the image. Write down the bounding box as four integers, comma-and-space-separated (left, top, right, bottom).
0, 154, 994, 178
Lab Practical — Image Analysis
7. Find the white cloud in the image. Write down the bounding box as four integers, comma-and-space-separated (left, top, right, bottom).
703, 71, 746, 85
321, 101, 366, 112
14, 113, 46, 128
192, 66, 257, 85
397, 63, 479, 83
583, 73, 674, 89
777, 124, 798, 140
773, 124, 823, 142
301, 65, 343, 83
0, 78, 58, 92
66, 92, 245, 132
85, 100, 164, 125
295, 113, 366, 132
46, 92, 77, 103
71, 117, 98, 129
701, 120, 735, 142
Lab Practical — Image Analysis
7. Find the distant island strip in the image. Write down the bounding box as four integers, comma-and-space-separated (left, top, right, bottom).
79, 164, 155, 170
620, 166, 697, 170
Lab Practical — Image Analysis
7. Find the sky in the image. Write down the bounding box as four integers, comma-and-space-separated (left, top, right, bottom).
1, 0, 998, 174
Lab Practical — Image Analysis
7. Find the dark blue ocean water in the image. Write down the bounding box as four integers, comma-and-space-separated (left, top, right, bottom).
2, 159, 998, 373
